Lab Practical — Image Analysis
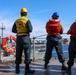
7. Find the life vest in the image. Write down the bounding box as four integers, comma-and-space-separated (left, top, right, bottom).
71, 22, 76, 37
46, 19, 61, 35
15, 17, 29, 36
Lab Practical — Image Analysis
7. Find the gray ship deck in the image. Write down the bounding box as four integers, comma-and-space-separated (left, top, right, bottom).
0, 59, 76, 75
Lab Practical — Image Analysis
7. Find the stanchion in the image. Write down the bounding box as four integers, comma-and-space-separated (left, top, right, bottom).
0, 36, 2, 62
32, 37, 36, 62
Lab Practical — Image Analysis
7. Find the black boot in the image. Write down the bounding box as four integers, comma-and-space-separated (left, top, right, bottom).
66, 66, 71, 74
44, 63, 48, 69
15, 64, 20, 74
61, 62, 67, 71
26, 68, 35, 74
25, 63, 35, 74
44, 61, 49, 69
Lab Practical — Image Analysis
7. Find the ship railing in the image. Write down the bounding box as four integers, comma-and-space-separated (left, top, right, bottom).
30, 33, 69, 62
0, 33, 70, 62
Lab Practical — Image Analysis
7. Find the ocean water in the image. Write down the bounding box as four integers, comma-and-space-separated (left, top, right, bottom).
52, 44, 69, 58
31, 44, 69, 59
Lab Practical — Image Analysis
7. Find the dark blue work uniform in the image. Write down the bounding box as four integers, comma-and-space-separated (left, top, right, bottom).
45, 35, 65, 64
12, 20, 32, 64
67, 36, 76, 67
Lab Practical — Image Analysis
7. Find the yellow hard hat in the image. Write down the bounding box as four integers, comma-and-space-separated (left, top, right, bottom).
21, 8, 28, 13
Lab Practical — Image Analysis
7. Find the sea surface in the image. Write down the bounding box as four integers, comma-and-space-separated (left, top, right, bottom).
52, 44, 69, 58
31, 44, 69, 59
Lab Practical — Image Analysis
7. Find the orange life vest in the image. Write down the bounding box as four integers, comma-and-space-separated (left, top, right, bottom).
46, 19, 61, 35
71, 22, 76, 37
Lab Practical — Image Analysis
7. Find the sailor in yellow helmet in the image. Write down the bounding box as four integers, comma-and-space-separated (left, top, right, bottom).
12, 8, 35, 74
21, 8, 28, 13
14, 8, 29, 36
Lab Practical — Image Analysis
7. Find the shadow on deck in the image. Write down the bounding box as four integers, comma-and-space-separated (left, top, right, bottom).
0, 60, 76, 75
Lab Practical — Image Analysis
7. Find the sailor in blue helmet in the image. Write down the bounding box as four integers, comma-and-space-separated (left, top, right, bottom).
52, 12, 59, 17
44, 12, 67, 71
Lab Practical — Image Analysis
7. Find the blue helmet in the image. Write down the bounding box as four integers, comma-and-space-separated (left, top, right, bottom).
52, 12, 59, 17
